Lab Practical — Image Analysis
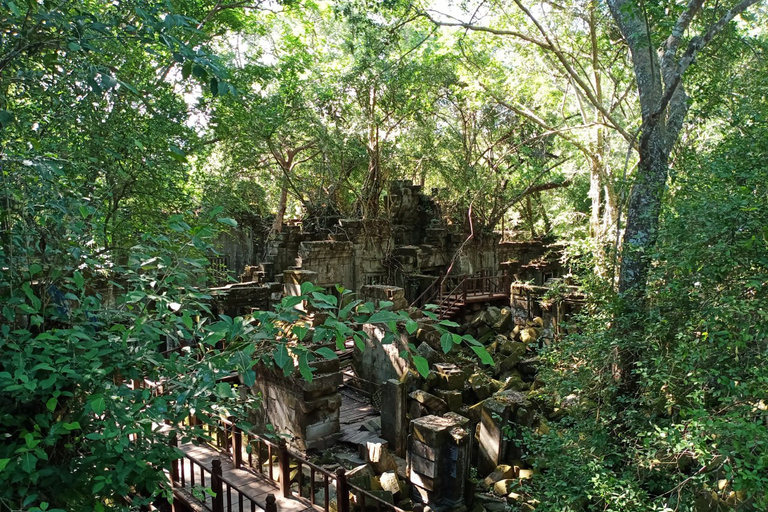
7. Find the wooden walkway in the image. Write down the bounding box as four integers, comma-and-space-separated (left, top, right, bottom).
176, 443, 314, 512
339, 386, 381, 448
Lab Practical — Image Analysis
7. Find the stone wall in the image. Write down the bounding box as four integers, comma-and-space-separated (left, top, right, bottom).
250, 360, 343, 452
351, 324, 411, 395
297, 240, 354, 288
211, 281, 274, 317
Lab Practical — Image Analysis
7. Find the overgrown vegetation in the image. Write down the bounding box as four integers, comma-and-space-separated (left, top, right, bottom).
1, 0, 767, 510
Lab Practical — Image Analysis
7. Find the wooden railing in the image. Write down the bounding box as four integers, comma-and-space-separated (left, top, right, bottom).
172, 448, 271, 512
186, 414, 417, 512
411, 270, 510, 311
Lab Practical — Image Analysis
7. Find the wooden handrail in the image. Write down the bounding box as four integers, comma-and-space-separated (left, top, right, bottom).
194, 413, 415, 512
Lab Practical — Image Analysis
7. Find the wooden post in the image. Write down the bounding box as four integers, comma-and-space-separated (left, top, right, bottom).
212, 459, 224, 512
265, 493, 278, 512
170, 436, 179, 484
462, 277, 468, 303
232, 422, 242, 469
278, 439, 291, 498
335, 467, 350, 512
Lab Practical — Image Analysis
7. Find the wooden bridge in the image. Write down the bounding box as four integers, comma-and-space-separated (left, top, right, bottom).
170, 414, 418, 512
411, 269, 510, 319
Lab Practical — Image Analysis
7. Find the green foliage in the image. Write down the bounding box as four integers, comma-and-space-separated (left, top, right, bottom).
524, 81, 768, 509
251, 282, 492, 380
0, 199, 259, 509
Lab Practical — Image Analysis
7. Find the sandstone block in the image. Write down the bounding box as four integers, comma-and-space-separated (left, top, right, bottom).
434, 389, 463, 412
366, 442, 399, 474
409, 390, 449, 415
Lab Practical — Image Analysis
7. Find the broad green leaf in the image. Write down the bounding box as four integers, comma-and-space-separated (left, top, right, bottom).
46, 397, 57, 412
0, 110, 14, 129
298, 353, 314, 382
315, 347, 338, 360
438, 320, 460, 328
62, 422, 81, 431
311, 292, 337, 306
440, 333, 453, 354
292, 325, 308, 341
90, 394, 106, 415
354, 334, 365, 352
405, 319, 418, 335
282, 296, 303, 309
367, 311, 400, 324
181, 61, 193, 79
0, 459, 9, 472
73, 271, 85, 291
412, 355, 430, 378
20, 453, 37, 473
28, 264, 42, 276
273, 344, 292, 372
217, 217, 237, 227
216, 382, 235, 398
210, 77, 219, 96
471, 345, 495, 366
356, 302, 374, 314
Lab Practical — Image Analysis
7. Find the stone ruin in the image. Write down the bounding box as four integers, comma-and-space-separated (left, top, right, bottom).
206, 179, 586, 511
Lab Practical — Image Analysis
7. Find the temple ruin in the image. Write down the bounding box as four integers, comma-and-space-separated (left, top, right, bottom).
201, 180, 584, 512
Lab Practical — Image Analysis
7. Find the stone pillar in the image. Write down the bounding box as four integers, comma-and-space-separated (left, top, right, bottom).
432, 363, 464, 412
408, 414, 471, 512
251, 360, 343, 451
381, 379, 407, 457
477, 390, 531, 475
282, 269, 318, 299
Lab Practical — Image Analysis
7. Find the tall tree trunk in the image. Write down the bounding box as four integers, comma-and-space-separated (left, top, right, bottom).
362, 87, 381, 219
272, 182, 289, 233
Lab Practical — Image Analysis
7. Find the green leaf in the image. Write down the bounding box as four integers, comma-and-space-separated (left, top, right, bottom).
217, 217, 237, 227
216, 382, 235, 398
412, 355, 430, 378
316, 347, 338, 360
311, 292, 338, 306
73, 271, 85, 291
300, 282, 322, 294
90, 394, 106, 415
20, 453, 37, 473
181, 61, 193, 79
29, 264, 42, 276
46, 397, 57, 413
67, 42, 81, 51
292, 325, 308, 341
0, 110, 14, 129
116, 79, 139, 95
367, 311, 401, 324
440, 332, 453, 354
0, 459, 9, 472
282, 295, 303, 309
62, 422, 81, 431
273, 344, 292, 372
192, 64, 207, 79
169, 144, 187, 162
210, 77, 219, 96
438, 320, 460, 328
298, 353, 314, 382
354, 334, 365, 352
471, 345, 495, 366
405, 319, 418, 335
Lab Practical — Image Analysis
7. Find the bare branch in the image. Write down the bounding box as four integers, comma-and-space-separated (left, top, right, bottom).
422, 10, 553, 49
